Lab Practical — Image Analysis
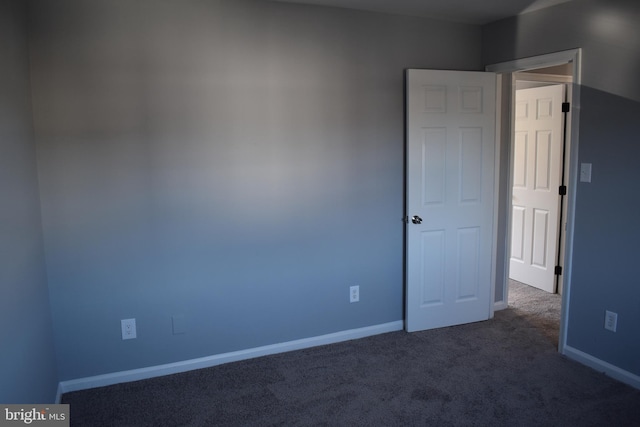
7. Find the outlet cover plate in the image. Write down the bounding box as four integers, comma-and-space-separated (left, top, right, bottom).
350, 285, 359, 303
604, 310, 617, 332
121, 318, 137, 340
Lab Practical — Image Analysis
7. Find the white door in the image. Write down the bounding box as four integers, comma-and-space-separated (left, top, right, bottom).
406, 69, 496, 332
509, 85, 564, 293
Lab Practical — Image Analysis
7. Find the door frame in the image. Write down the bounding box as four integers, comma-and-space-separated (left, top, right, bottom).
486, 49, 582, 353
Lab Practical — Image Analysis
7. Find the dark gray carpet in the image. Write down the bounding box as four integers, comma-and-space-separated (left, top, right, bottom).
507, 279, 561, 346
62, 282, 640, 426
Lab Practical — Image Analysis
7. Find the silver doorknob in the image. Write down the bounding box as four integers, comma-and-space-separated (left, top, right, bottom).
411, 215, 422, 224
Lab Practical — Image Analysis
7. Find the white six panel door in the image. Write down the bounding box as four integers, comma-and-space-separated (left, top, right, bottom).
406, 69, 496, 332
509, 85, 564, 293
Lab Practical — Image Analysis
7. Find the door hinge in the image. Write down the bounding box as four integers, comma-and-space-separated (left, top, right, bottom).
554, 266, 563, 276
559, 185, 567, 196
562, 102, 570, 113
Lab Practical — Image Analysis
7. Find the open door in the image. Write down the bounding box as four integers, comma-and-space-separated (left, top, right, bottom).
406, 69, 497, 332
509, 84, 565, 293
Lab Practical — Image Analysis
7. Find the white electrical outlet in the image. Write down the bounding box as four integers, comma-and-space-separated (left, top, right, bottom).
121, 318, 137, 340
604, 310, 617, 332
350, 285, 359, 303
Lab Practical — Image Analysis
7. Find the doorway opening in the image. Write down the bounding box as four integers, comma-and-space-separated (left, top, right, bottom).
510, 64, 572, 296
486, 49, 582, 354
508, 64, 573, 344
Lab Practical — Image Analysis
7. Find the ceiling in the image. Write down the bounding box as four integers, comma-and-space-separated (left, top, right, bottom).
268, 0, 574, 25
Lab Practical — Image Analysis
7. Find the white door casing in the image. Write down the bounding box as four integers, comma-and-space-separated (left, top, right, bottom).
406, 69, 497, 332
509, 85, 564, 293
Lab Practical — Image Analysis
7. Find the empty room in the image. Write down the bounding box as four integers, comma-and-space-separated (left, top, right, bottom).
2, 0, 640, 424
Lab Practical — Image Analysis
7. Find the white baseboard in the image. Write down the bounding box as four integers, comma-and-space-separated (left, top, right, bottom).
563, 345, 640, 390
58, 320, 404, 396
55, 383, 63, 404
493, 300, 508, 311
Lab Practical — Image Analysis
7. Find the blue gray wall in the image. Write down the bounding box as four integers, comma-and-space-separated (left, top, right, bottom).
0, 0, 58, 403
484, 0, 640, 376
28, 0, 482, 381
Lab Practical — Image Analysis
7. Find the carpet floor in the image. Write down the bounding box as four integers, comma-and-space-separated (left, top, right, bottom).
62, 282, 640, 426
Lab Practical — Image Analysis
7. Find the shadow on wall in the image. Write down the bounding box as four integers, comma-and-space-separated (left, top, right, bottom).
483, 0, 640, 104
566, 85, 640, 377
